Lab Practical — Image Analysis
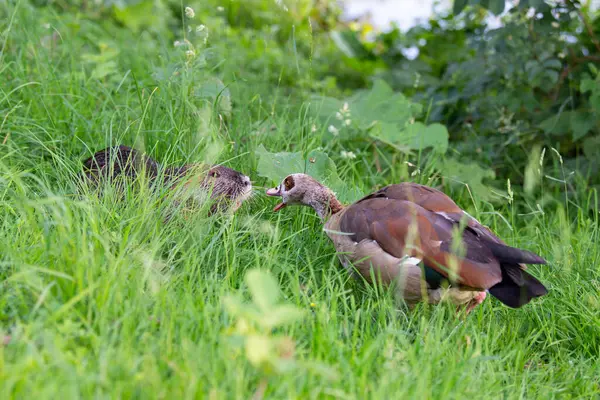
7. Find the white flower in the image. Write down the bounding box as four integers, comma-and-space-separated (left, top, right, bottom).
217, 6, 224, 12
174, 40, 182, 47
341, 150, 356, 159
311, 124, 317, 132
551, 21, 560, 28
342, 102, 349, 112
328, 125, 339, 135
196, 24, 206, 32
335, 112, 343, 120
344, 119, 351, 126
185, 7, 195, 18
186, 50, 196, 58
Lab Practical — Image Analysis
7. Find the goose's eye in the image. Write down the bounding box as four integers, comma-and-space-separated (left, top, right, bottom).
284, 176, 295, 191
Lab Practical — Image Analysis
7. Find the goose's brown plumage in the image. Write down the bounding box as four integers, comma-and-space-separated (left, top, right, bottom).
267, 174, 548, 312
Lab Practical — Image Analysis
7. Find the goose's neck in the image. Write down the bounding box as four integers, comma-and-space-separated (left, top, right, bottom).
306, 186, 344, 221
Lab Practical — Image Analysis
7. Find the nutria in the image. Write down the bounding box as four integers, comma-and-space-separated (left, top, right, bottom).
82, 145, 252, 213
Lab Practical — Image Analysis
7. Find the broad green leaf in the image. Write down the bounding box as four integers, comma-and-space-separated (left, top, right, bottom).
311, 80, 421, 136
544, 59, 562, 70
371, 122, 449, 153
489, 0, 505, 15
570, 111, 595, 141
194, 77, 232, 118
580, 78, 596, 93
259, 305, 305, 330
539, 112, 570, 135
583, 135, 600, 161
540, 111, 595, 140
255, 144, 305, 185
453, 0, 469, 14
255, 145, 360, 202
440, 158, 498, 202
245, 269, 280, 312
113, 1, 166, 33
91, 61, 118, 80
245, 334, 273, 367
528, 0, 546, 9
223, 294, 261, 321
348, 80, 420, 130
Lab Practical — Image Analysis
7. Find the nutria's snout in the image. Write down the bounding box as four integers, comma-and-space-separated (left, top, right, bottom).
204, 165, 253, 207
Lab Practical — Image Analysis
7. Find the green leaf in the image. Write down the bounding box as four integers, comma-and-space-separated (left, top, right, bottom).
453, 0, 469, 14
528, 0, 546, 9
580, 77, 596, 94
348, 80, 421, 131
539, 112, 570, 135
543, 59, 562, 70
311, 80, 421, 137
255, 145, 360, 202
539, 111, 595, 140
583, 135, 600, 161
245, 269, 280, 312
570, 111, 596, 141
259, 305, 305, 330
489, 0, 505, 15
194, 77, 232, 118
440, 158, 498, 202
91, 61, 118, 80
371, 122, 449, 153
113, 1, 166, 33
245, 334, 274, 367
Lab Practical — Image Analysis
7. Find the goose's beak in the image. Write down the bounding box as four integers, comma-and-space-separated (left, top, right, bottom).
266, 187, 280, 196
266, 187, 287, 212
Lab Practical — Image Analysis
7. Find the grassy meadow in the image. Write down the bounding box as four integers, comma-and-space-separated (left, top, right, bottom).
1, 1, 599, 398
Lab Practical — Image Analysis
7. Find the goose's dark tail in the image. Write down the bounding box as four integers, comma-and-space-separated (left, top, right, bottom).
485, 242, 548, 308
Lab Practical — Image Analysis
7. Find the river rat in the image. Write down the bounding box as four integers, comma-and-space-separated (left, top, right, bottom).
82, 145, 252, 213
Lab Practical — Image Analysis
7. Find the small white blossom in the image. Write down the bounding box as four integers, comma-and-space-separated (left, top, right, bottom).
328, 125, 339, 135
186, 50, 196, 58
551, 21, 560, 28
217, 6, 224, 12
196, 24, 206, 32
344, 119, 351, 126
335, 112, 343, 120
342, 102, 349, 112
185, 7, 195, 18
174, 40, 182, 47
311, 124, 317, 132
341, 150, 356, 159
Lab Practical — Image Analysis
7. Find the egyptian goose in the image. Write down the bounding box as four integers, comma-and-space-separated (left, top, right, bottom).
83, 145, 252, 213
266, 174, 548, 312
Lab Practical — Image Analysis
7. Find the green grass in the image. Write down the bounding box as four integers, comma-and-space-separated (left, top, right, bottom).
1, 2, 600, 399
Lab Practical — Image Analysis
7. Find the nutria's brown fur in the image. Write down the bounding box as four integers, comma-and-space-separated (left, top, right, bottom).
82, 145, 252, 213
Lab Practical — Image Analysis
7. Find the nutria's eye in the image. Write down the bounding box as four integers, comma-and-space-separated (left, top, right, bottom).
209, 170, 219, 178
284, 176, 295, 191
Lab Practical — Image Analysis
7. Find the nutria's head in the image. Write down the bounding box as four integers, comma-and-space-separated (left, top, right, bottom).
176, 164, 253, 213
